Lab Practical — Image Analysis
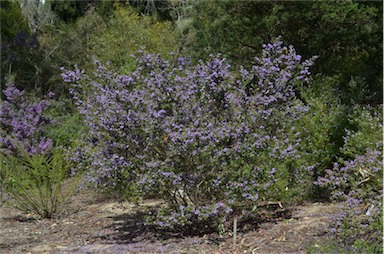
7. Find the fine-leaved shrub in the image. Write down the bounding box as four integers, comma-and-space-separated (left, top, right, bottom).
0, 153, 14, 206
62, 38, 317, 233
3, 148, 78, 219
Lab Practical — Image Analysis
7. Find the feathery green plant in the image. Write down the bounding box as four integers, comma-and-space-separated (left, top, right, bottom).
2, 148, 78, 218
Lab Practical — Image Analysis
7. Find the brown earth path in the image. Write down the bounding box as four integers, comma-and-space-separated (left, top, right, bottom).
0, 190, 336, 254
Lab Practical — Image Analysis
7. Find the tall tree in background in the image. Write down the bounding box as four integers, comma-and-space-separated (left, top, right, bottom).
19, 0, 55, 33
188, 0, 382, 105
47, 0, 138, 23
126, 0, 172, 20
47, 0, 96, 23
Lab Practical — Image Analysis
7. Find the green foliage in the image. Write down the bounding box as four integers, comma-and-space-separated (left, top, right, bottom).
341, 104, 383, 160
315, 102, 383, 252
0, 0, 30, 42
29, 10, 107, 96
2, 38, 58, 96
95, 0, 122, 21
188, 0, 265, 65
0, 0, 37, 92
351, 238, 383, 254
45, 99, 88, 148
47, 0, 133, 24
0, 154, 13, 206
126, 0, 173, 21
308, 239, 383, 254
19, 0, 56, 34
1, 148, 78, 218
47, 0, 96, 23
1, 2, 112, 96
187, 0, 383, 104
286, 76, 352, 200
27, 4, 178, 96
90, 5, 178, 74
300, 76, 349, 168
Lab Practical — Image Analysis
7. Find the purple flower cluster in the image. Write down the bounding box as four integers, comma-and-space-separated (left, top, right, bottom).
145, 201, 234, 233
0, 83, 53, 155
63, 38, 316, 231
316, 145, 383, 249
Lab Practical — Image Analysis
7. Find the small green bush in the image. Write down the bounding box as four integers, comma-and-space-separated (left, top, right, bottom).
45, 98, 88, 148
341, 104, 383, 160
290, 76, 349, 200
2, 148, 78, 218
299, 76, 348, 170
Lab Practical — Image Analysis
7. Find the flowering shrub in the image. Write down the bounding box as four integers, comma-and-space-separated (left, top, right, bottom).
0, 84, 80, 218
62, 38, 316, 232
0, 83, 53, 155
316, 105, 383, 252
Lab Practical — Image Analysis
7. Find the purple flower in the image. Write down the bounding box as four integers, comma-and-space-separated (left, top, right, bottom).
62, 38, 318, 233
1, 83, 53, 155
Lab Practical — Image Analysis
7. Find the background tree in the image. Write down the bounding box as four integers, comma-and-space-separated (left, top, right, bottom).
89, 5, 178, 74
46, 0, 97, 23
187, 0, 383, 105
0, 0, 30, 42
47, 0, 128, 23
0, 0, 38, 93
19, 0, 55, 33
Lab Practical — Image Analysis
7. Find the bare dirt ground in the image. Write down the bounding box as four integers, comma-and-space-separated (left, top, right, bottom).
0, 190, 336, 254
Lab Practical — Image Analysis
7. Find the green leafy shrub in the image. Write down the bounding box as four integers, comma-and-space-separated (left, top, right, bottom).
45, 98, 88, 148
2, 148, 78, 218
341, 104, 383, 160
89, 5, 178, 74
316, 104, 383, 252
296, 76, 349, 179
187, 1, 382, 104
